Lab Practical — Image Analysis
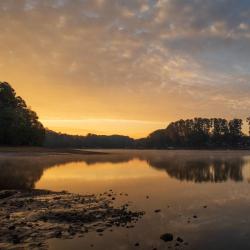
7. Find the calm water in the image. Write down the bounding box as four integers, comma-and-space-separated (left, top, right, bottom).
1, 150, 250, 250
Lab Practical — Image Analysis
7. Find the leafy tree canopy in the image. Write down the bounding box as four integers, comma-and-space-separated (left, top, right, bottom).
0, 82, 45, 146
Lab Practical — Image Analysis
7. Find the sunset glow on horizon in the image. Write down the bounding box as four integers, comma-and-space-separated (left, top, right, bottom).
1, 0, 250, 137
41, 119, 168, 138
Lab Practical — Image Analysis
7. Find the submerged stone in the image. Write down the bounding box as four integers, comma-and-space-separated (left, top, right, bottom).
154, 209, 161, 213
176, 237, 184, 243
160, 233, 174, 242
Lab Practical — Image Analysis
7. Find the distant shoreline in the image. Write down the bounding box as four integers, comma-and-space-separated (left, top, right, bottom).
1, 147, 250, 155
0, 147, 108, 155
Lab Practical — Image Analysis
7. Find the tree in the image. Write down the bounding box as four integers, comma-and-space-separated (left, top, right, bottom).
228, 119, 243, 146
246, 117, 250, 135
0, 82, 45, 146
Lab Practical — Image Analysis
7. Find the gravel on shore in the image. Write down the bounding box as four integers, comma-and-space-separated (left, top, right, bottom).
0, 189, 144, 249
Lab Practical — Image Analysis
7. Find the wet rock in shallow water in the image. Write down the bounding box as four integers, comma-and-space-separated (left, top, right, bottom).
55, 231, 62, 238
0, 190, 16, 199
176, 237, 184, 243
8, 225, 15, 230
154, 209, 161, 213
53, 196, 61, 200
160, 233, 174, 242
0, 189, 144, 249
12, 235, 20, 244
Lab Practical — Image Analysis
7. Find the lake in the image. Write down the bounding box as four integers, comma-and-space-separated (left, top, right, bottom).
1, 150, 250, 250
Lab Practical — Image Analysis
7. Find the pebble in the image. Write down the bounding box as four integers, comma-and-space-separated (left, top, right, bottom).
176, 237, 184, 243
154, 209, 161, 213
160, 233, 174, 242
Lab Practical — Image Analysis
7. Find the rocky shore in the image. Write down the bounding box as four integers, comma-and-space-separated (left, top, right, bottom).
0, 189, 144, 249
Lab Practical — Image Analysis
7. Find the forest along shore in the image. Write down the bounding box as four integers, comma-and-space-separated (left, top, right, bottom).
0, 189, 144, 249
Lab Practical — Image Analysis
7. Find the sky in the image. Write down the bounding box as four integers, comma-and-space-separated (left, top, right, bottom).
0, 0, 250, 138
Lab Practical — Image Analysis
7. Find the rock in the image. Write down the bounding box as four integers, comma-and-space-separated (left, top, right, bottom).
8, 225, 15, 230
134, 242, 140, 247
12, 235, 20, 244
176, 237, 184, 243
0, 190, 16, 199
154, 209, 161, 213
0, 189, 144, 249
55, 231, 62, 238
160, 233, 174, 242
193, 215, 198, 219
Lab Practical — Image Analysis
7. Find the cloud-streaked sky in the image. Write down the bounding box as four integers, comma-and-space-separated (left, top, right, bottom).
1, 0, 250, 137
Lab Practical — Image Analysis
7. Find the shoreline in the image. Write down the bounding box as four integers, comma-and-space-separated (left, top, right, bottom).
0, 147, 108, 155
0, 189, 144, 249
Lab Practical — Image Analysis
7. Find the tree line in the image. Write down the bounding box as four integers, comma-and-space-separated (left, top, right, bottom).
44, 130, 134, 148
44, 118, 250, 149
1, 82, 250, 149
146, 118, 249, 148
0, 82, 45, 146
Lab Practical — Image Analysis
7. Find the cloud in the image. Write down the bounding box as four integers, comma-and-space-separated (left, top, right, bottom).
0, 0, 250, 125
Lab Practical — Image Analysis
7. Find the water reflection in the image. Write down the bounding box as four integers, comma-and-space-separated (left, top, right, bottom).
147, 157, 245, 182
0, 155, 84, 189
0, 151, 250, 190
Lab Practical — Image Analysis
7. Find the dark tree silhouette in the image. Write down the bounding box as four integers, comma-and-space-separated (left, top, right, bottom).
247, 117, 250, 135
44, 130, 134, 148
0, 82, 45, 146
145, 118, 247, 149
